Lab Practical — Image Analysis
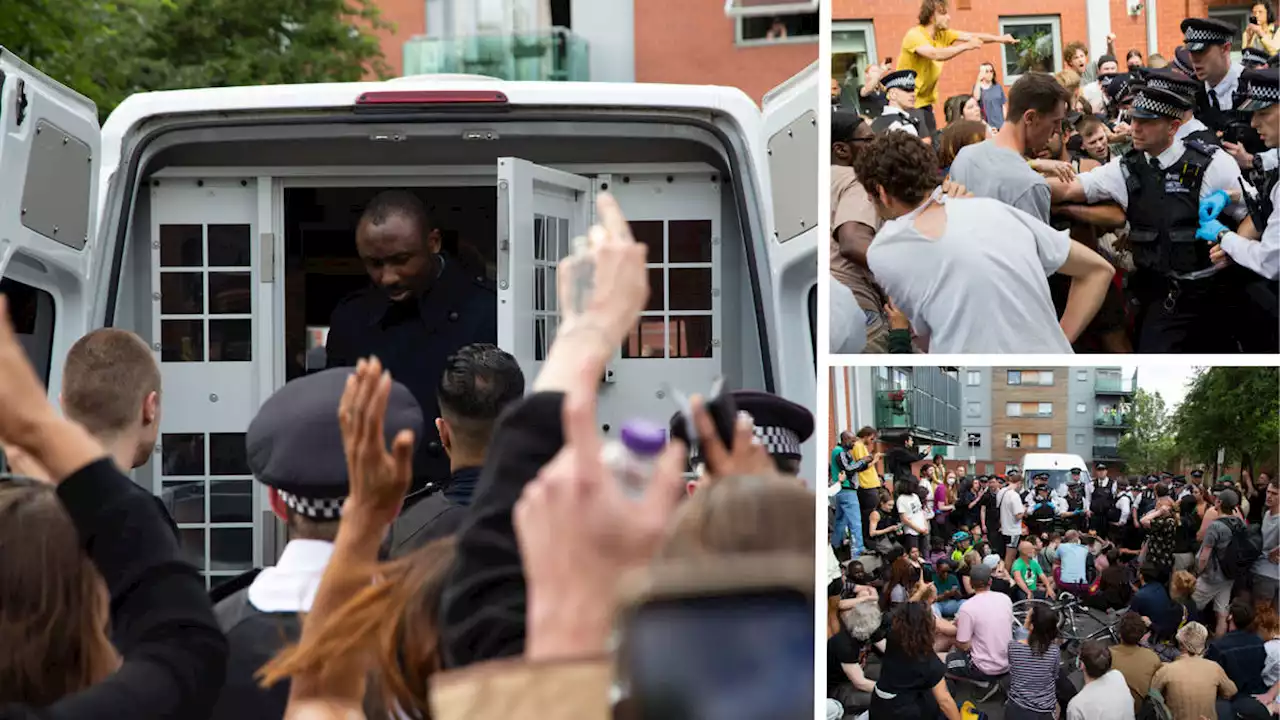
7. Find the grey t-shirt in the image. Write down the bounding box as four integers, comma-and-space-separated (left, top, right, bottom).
1200, 517, 1236, 584
949, 140, 1052, 224
1255, 511, 1279, 580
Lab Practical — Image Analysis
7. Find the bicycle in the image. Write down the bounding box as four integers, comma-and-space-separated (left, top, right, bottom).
1011, 592, 1122, 667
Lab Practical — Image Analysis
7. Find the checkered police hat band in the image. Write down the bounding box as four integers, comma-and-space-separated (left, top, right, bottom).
1134, 93, 1180, 117
1185, 28, 1229, 43
885, 77, 915, 91
689, 425, 802, 460
278, 489, 345, 520
1245, 83, 1279, 103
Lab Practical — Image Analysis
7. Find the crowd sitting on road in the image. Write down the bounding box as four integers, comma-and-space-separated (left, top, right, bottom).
831, 0, 1280, 355
0, 194, 816, 720
828, 428, 1280, 720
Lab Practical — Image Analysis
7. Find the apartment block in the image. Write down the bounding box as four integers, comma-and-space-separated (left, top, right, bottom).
829, 366, 962, 478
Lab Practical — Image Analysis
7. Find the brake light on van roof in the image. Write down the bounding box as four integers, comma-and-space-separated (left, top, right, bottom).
355, 90, 509, 107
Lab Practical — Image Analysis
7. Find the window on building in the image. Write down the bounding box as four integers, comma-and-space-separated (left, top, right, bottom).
1006, 433, 1021, 448
1076, 403, 1087, 413
967, 370, 981, 386
1037, 433, 1052, 449
1007, 402, 1051, 418
1077, 370, 1088, 382
1075, 433, 1085, 445
999, 15, 1063, 83
0, 277, 56, 386
833, 21, 877, 109
737, 12, 820, 45
984, 463, 996, 475
892, 368, 910, 391
966, 401, 981, 417
1007, 369, 1053, 385
1097, 434, 1119, 448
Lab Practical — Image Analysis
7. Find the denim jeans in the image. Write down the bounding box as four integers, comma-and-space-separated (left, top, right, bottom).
935, 598, 964, 618
832, 488, 864, 554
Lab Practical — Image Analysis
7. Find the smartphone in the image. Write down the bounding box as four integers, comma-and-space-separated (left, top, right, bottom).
618, 558, 814, 720
1250, 15, 1260, 24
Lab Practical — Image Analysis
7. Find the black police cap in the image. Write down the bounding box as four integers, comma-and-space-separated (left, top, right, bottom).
1100, 72, 1138, 102
1180, 18, 1236, 52
1095, 462, 1108, 470
1237, 66, 1280, 112
1243, 47, 1271, 69
1172, 46, 1195, 76
1128, 85, 1193, 120
882, 69, 918, 92
1191, 469, 1204, 477
1140, 67, 1201, 102
246, 367, 424, 520
670, 390, 813, 461
1070, 467, 1082, 473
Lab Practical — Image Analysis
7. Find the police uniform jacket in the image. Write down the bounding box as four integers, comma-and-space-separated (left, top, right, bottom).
871, 105, 923, 137
326, 255, 497, 485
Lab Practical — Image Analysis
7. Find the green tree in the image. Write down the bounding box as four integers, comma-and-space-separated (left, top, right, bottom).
1172, 367, 1280, 472
1, 0, 391, 119
1117, 388, 1178, 474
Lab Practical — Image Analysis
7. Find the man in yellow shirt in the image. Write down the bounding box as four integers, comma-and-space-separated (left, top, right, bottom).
898, 0, 1014, 138
852, 426, 883, 549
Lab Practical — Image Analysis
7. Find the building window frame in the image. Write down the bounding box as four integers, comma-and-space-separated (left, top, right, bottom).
966, 401, 981, 417
967, 370, 981, 386
998, 15, 1063, 84
1007, 369, 1054, 386
1076, 402, 1087, 414
1036, 433, 1052, 449
735, 11, 821, 47
1077, 370, 1088, 382
1006, 432, 1022, 449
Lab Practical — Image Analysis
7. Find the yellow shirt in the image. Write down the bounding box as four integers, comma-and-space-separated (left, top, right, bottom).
897, 26, 961, 108
852, 440, 881, 489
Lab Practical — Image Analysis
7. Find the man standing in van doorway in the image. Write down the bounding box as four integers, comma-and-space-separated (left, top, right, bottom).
325, 190, 497, 492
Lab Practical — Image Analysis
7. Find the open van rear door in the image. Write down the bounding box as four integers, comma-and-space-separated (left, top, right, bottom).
0, 49, 100, 395
760, 61, 819, 483
495, 157, 593, 377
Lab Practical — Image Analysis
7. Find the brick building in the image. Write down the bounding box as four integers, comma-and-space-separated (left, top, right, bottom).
833, 0, 1263, 125
367, 0, 817, 104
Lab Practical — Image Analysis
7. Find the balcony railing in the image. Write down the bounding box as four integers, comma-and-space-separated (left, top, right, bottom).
1092, 445, 1122, 459
403, 27, 590, 82
1095, 374, 1137, 394
874, 387, 961, 445
1094, 412, 1129, 428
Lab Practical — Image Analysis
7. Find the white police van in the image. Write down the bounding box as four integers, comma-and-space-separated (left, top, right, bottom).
0, 50, 817, 584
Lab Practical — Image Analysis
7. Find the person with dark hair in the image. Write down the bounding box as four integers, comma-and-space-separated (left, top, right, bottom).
869, 602, 963, 720
937, 119, 988, 172
1207, 600, 1271, 711
387, 343, 525, 556
1254, 474, 1280, 602
849, 132, 1113, 354
869, 487, 905, 556
1007, 604, 1061, 720
1245, 2, 1280, 55
1126, 49, 1144, 71
326, 189, 498, 489
895, 474, 931, 556
947, 563, 1013, 701
853, 426, 886, 548
1075, 115, 1113, 164
972, 62, 1006, 129
1067, 641, 1135, 720
896, 0, 1014, 139
1135, 66, 1222, 147
1130, 563, 1183, 646
831, 109, 894, 354
1109, 612, 1163, 713
1048, 81, 1249, 353
1181, 17, 1268, 155
951, 72, 1075, 223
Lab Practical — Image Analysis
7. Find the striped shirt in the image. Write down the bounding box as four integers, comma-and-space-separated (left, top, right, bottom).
1007, 641, 1061, 713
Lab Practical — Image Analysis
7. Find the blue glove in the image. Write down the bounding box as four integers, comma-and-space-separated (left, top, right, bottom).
1197, 218, 1228, 243
1199, 190, 1229, 223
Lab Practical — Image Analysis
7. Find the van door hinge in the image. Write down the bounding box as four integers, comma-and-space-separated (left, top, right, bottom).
260, 232, 275, 282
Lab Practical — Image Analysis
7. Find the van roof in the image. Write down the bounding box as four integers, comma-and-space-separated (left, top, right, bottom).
1021, 453, 1089, 469
100, 78, 763, 169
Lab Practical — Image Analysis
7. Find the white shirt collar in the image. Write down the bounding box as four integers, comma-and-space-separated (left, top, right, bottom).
246, 539, 335, 614
1175, 117, 1208, 141
1146, 139, 1187, 170
882, 105, 911, 117
1209, 63, 1244, 108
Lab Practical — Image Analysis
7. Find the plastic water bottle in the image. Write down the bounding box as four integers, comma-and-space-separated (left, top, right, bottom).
602, 420, 668, 498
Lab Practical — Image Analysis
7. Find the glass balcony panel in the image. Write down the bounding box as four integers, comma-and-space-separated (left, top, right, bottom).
403, 27, 590, 82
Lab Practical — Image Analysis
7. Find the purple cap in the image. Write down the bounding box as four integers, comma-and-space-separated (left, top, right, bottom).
620, 420, 668, 457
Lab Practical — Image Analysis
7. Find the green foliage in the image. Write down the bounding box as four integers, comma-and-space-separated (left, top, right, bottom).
1012, 29, 1054, 75
1117, 388, 1178, 474
1172, 367, 1280, 469
0, 0, 391, 120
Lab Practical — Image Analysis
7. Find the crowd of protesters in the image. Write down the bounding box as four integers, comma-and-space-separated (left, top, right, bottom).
828, 426, 1280, 720
0, 193, 817, 719
831, 0, 1280, 355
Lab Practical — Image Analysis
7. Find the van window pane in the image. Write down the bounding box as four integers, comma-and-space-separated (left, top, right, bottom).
0, 278, 56, 384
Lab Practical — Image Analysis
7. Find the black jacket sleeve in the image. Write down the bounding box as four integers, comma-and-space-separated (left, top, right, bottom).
0, 459, 228, 719
438, 392, 566, 669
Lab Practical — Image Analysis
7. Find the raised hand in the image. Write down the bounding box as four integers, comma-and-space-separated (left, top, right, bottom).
336, 357, 415, 528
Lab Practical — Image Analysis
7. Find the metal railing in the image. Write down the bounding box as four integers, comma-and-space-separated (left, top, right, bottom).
872, 370, 961, 444
403, 27, 590, 82
1094, 412, 1129, 427
1092, 445, 1122, 459
1094, 373, 1137, 394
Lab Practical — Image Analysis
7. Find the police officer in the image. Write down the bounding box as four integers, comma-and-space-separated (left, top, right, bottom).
1139, 67, 1222, 147
1026, 473, 1057, 537
210, 368, 424, 720
871, 70, 925, 138
325, 190, 496, 490
1049, 84, 1249, 352
1181, 18, 1269, 155
1089, 462, 1116, 539
671, 389, 815, 492
1060, 478, 1088, 533
1243, 47, 1271, 70
1204, 65, 1280, 283
1180, 468, 1207, 500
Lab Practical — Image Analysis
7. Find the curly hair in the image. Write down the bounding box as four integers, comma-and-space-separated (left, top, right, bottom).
849, 132, 940, 208
892, 601, 937, 659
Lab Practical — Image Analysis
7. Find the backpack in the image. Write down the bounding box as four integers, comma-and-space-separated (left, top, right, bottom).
1138, 688, 1175, 720
1214, 516, 1263, 580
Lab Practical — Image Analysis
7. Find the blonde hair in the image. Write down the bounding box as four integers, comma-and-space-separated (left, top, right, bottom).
1171, 570, 1197, 601
1177, 621, 1209, 655
1054, 68, 1082, 94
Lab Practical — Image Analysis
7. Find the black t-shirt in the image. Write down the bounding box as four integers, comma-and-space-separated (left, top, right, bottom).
869, 643, 946, 720
827, 626, 866, 689
980, 492, 999, 530
954, 489, 977, 527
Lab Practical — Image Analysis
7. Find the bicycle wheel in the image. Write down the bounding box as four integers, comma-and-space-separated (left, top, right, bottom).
1011, 598, 1056, 631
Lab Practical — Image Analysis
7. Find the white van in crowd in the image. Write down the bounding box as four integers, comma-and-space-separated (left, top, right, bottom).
0, 49, 818, 584
1019, 452, 1093, 497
